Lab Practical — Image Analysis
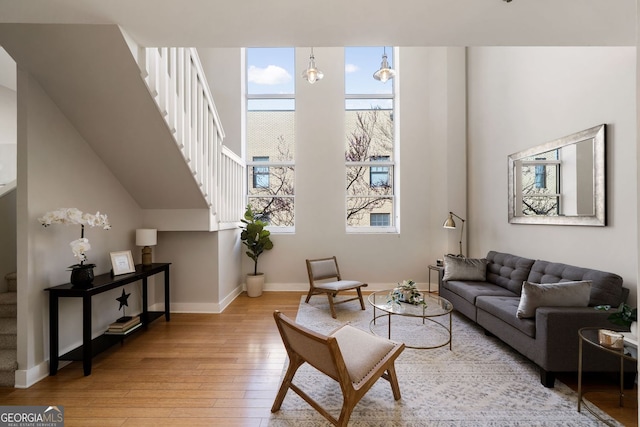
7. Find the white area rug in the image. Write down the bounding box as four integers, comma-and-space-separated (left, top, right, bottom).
268, 296, 619, 426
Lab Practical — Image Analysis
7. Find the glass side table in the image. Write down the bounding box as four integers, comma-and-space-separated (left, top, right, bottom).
427, 264, 444, 293
577, 327, 637, 426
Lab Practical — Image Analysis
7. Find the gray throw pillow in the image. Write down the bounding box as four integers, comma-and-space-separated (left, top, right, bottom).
442, 255, 488, 281
516, 280, 592, 319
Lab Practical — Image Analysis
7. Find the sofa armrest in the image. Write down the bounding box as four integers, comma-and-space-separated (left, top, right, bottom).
535, 306, 626, 371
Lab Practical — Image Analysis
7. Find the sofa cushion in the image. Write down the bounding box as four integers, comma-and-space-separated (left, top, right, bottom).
442, 280, 517, 305
442, 255, 487, 281
485, 251, 535, 295
476, 296, 536, 338
442, 256, 487, 281
527, 260, 624, 307
516, 280, 592, 319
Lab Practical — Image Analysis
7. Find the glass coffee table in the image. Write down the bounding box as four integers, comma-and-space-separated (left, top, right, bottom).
368, 290, 453, 350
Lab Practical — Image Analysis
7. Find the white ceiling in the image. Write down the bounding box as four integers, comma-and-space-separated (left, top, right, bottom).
0, 0, 636, 48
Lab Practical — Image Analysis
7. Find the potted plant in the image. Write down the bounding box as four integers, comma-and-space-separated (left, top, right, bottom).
596, 303, 637, 335
240, 206, 273, 297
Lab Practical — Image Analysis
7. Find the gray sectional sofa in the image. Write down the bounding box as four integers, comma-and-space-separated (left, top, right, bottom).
439, 250, 631, 388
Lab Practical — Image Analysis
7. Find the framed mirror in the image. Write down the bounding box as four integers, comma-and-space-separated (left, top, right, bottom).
508, 124, 606, 226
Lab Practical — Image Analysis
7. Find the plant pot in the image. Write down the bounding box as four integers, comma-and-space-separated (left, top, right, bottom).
631, 321, 638, 337
70, 265, 94, 288
246, 273, 264, 297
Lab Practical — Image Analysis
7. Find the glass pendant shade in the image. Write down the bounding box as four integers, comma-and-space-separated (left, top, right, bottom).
302, 48, 324, 84
373, 49, 396, 83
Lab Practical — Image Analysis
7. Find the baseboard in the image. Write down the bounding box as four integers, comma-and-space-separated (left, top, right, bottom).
150, 285, 243, 314
14, 360, 60, 389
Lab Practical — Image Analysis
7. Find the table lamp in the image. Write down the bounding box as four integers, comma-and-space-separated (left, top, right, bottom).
136, 229, 157, 267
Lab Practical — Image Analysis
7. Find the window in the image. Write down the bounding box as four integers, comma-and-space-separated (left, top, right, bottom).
370, 156, 390, 187
252, 156, 269, 189
370, 213, 390, 227
345, 47, 397, 232
245, 48, 296, 230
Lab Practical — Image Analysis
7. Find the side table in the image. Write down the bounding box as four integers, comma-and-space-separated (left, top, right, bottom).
427, 264, 444, 293
577, 327, 637, 426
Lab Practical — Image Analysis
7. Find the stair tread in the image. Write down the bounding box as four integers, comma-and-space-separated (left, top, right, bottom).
0, 292, 16, 305
0, 349, 17, 371
0, 318, 16, 334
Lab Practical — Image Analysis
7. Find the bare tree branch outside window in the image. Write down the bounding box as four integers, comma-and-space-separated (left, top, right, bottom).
345, 109, 394, 226
248, 135, 295, 227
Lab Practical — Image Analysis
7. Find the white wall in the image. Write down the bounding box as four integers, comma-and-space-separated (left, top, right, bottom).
467, 47, 637, 304
0, 85, 16, 183
0, 188, 15, 292
155, 231, 221, 312
198, 48, 243, 156
16, 70, 144, 386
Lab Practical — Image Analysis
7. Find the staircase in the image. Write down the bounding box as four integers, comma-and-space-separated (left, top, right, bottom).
0, 272, 17, 387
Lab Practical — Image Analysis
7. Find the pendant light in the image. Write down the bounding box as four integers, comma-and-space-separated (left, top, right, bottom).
302, 48, 324, 84
373, 47, 396, 83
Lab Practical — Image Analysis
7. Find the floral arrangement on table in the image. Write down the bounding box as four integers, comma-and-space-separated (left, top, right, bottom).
38, 208, 111, 270
389, 280, 426, 306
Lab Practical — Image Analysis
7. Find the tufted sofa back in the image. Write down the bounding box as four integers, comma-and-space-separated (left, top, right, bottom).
485, 251, 535, 294
527, 260, 626, 307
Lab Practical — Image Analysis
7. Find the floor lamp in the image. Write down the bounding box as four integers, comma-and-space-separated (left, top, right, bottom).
443, 212, 466, 257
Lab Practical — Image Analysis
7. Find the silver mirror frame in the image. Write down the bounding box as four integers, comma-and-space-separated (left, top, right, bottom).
508, 124, 606, 226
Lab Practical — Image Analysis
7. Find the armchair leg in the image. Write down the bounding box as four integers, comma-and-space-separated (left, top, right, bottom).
357, 287, 365, 310
327, 293, 337, 319
272, 358, 304, 412
304, 289, 313, 303
384, 365, 402, 400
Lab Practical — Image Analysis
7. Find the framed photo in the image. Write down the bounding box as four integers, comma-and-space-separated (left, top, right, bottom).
110, 251, 135, 275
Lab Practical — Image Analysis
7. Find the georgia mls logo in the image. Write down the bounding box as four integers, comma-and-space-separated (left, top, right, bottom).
0, 405, 64, 427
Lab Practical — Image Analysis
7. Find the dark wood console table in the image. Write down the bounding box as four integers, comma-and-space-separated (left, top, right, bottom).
45, 262, 171, 376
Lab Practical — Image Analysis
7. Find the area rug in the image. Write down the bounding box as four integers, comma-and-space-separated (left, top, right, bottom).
268, 296, 620, 426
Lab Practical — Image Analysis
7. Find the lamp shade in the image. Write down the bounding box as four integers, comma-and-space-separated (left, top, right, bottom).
136, 229, 157, 246
443, 214, 456, 229
373, 48, 396, 83
302, 48, 324, 84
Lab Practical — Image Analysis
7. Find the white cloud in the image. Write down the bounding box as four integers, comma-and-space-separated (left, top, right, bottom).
247, 65, 291, 85
345, 64, 359, 73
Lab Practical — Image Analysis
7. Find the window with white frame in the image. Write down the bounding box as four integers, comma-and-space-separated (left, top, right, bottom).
370, 213, 390, 227
245, 48, 295, 230
345, 47, 397, 232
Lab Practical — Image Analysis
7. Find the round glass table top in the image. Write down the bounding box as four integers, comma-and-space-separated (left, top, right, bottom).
368, 290, 453, 318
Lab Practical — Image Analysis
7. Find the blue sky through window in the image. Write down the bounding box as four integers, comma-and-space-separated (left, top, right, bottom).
345, 46, 394, 95
247, 47, 295, 95
247, 46, 394, 99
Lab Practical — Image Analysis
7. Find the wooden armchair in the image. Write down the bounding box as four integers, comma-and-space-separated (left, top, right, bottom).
271, 310, 405, 427
305, 256, 368, 318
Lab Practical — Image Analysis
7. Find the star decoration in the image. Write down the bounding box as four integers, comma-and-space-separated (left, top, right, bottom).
116, 289, 130, 311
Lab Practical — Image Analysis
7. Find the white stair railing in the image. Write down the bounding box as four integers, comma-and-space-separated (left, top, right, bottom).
140, 47, 244, 227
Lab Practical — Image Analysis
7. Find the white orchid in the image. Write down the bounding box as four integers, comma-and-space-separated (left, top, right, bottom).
39, 208, 111, 268
70, 238, 91, 263
38, 208, 111, 230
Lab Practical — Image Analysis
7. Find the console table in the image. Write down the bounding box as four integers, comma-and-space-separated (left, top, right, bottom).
45, 262, 171, 376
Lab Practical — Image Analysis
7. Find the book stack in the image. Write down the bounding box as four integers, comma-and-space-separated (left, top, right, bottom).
106, 315, 141, 335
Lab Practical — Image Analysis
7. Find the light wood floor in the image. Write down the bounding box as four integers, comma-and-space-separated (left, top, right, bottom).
0, 292, 636, 426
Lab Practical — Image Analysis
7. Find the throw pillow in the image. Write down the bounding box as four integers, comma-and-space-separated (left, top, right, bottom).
516, 280, 592, 319
442, 255, 488, 281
